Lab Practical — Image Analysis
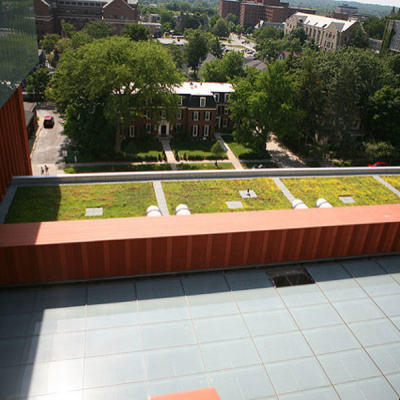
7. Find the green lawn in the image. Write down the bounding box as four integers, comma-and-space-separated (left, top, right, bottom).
172, 141, 228, 160
221, 135, 270, 160
123, 141, 164, 162
5, 183, 157, 223
162, 178, 290, 215
382, 176, 400, 191
64, 164, 171, 174
176, 162, 234, 170
282, 177, 400, 208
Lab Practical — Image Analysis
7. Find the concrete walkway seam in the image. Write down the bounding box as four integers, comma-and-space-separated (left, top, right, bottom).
152, 181, 170, 216
273, 177, 296, 203
373, 175, 400, 197
214, 133, 243, 170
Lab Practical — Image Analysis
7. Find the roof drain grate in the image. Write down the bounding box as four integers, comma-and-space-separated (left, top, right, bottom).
267, 268, 315, 288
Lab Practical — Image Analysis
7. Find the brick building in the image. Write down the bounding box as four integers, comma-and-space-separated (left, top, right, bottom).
127, 82, 234, 140
219, 0, 315, 28
33, 0, 139, 40
284, 12, 357, 51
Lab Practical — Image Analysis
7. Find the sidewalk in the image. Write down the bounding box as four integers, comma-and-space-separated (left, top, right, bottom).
215, 133, 243, 170
266, 134, 306, 168
159, 138, 177, 170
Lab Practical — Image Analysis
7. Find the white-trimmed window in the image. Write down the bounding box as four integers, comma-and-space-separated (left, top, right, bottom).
224, 93, 229, 103
146, 110, 151, 120
214, 93, 220, 102
203, 125, 210, 137
192, 125, 198, 137
146, 123, 152, 133
176, 123, 182, 130
205, 111, 210, 121
161, 110, 166, 119
177, 110, 183, 120
223, 118, 228, 128
178, 96, 183, 105
200, 97, 206, 107
193, 111, 199, 121
129, 125, 135, 138
224, 107, 229, 115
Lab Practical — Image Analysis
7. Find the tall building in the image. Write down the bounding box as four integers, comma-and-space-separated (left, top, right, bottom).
0, 0, 37, 201
33, 0, 139, 40
284, 12, 358, 50
381, 19, 400, 54
219, 0, 315, 28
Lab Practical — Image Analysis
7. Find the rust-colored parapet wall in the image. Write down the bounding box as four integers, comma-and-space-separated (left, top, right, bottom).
0, 204, 400, 285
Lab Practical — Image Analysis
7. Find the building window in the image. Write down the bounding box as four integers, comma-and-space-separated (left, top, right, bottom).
146, 110, 151, 120
178, 96, 183, 105
214, 93, 220, 102
223, 118, 228, 128
205, 111, 210, 121
177, 110, 182, 120
176, 123, 182, 130
224, 107, 229, 115
200, 97, 206, 107
224, 94, 229, 103
203, 125, 210, 137
193, 111, 199, 121
146, 124, 152, 133
161, 110, 166, 120
129, 126, 135, 138
192, 125, 198, 137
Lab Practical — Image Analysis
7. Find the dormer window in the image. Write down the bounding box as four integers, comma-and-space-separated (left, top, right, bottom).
224, 94, 229, 103
214, 93, 220, 103
178, 96, 183, 105
200, 97, 206, 107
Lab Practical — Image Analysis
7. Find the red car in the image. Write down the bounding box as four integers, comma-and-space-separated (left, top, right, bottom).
367, 161, 389, 167
43, 116, 54, 128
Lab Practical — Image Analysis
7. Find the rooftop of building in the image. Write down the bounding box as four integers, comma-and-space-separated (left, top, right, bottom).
292, 12, 356, 31
174, 82, 234, 96
0, 254, 399, 399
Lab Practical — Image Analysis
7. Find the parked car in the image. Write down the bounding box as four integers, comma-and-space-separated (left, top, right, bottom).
367, 161, 389, 167
43, 116, 54, 128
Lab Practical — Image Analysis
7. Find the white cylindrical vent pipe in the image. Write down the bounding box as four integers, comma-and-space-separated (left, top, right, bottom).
175, 204, 191, 215
146, 205, 162, 217
316, 198, 333, 208
292, 199, 308, 209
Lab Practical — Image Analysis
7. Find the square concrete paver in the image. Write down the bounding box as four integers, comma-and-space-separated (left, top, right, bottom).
239, 190, 257, 199
339, 196, 355, 204
226, 201, 243, 209
85, 208, 103, 217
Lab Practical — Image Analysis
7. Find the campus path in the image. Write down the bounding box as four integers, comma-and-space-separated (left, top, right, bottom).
266, 134, 307, 168
215, 133, 243, 170
159, 138, 177, 170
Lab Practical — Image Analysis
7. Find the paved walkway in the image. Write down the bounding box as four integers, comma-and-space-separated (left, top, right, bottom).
267, 134, 307, 168
159, 138, 177, 170
374, 175, 400, 198
273, 178, 295, 203
215, 133, 243, 170
152, 181, 170, 216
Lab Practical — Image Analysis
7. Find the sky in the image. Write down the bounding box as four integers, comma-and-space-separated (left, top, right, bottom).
345, 0, 400, 7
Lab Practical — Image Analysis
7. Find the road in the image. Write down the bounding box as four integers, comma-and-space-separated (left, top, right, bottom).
30, 106, 69, 175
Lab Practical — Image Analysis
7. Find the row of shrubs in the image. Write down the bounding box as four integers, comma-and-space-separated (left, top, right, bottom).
174, 151, 228, 161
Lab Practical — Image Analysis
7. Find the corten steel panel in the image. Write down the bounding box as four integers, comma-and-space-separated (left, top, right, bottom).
1, 205, 400, 284
0, 87, 32, 201
150, 388, 220, 400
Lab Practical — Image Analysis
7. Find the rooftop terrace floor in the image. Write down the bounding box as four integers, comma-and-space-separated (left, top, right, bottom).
1, 255, 400, 399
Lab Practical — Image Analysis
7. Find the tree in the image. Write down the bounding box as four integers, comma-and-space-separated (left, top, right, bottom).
184, 29, 210, 76
213, 18, 229, 37
363, 16, 387, 40
25, 68, 50, 101
225, 13, 239, 26
48, 37, 182, 155
122, 23, 151, 41
229, 62, 299, 151
61, 20, 75, 39
83, 20, 114, 39
201, 50, 244, 82
287, 28, 308, 45
40, 34, 60, 54
211, 140, 225, 157
209, 36, 223, 58
349, 24, 369, 49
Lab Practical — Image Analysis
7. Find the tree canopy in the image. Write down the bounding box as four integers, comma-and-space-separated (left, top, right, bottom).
48, 37, 182, 155
200, 50, 244, 82
121, 23, 152, 41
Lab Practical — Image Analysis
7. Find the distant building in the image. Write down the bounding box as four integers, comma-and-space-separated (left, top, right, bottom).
336, 4, 358, 17
284, 12, 358, 51
219, 0, 315, 28
127, 82, 234, 140
381, 20, 400, 54
33, 0, 139, 40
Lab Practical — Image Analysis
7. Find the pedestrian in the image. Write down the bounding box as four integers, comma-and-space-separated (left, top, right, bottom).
40, 167, 44, 176
44, 165, 49, 175
215, 161, 218, 167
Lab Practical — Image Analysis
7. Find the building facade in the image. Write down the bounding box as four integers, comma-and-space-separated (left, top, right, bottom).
382, 20, 400, 54
128, 82, 234, 140
219, 0, 315, 28
284, 12, 357, 51
33, 0, 139, 40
